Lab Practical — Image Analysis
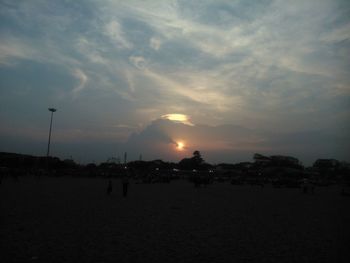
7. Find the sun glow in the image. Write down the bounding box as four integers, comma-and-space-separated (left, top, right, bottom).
176, 141, 185, 151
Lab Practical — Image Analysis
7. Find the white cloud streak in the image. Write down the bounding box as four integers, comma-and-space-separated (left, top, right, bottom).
72, 68, 88, 94
104, 20, 133, 49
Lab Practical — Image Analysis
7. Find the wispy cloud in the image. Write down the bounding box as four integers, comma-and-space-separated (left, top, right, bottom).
71, 68, 88, 95
0, 0, 349, 163
103, 20, 133, 49
149, 37, 162, 50
0, 36, 40, 65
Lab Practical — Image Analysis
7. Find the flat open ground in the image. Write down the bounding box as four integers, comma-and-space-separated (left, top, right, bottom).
1, 176, 349, 263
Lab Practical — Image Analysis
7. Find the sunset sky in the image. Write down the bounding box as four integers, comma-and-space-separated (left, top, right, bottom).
0, 0, 349, 165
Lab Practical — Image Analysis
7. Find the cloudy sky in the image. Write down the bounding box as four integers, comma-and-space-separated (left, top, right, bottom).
0, 0, 349, 165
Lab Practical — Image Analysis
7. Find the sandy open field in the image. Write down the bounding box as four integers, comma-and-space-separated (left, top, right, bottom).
1, 176, 349, 263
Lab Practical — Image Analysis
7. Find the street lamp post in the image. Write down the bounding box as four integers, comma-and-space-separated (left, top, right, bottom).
46, 108, 57, 157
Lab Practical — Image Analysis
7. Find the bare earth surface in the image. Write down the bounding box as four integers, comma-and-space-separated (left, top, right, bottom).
1, 176, 349, 263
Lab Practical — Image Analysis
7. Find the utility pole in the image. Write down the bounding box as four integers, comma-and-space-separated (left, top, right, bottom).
124, 152, 127, 165
47, 108, 57, 157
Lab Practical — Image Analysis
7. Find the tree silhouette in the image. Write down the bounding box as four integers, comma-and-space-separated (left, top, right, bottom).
192, 150, 203, 165
179, 150, 206, 170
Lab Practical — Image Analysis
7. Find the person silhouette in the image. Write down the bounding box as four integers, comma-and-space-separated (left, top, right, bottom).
122, 175, 129, 197
106, 179, 112, 195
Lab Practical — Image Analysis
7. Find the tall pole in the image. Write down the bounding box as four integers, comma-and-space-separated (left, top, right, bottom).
47, 108, 57, 157
124, 152, 127, 165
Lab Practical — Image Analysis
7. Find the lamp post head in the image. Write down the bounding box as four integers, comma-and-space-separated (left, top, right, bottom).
48, 108, 57, 112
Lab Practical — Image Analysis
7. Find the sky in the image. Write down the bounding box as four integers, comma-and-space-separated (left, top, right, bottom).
0, 0, 349, 165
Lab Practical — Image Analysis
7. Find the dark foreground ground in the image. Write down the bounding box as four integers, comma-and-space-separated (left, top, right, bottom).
1, 176, 349, 263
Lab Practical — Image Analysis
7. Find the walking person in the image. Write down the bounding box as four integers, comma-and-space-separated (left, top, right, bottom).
106, 179, 112, 195
122, 174, 129, 197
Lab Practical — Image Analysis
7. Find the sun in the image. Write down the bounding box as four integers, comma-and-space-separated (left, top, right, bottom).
176, 142, 185, 151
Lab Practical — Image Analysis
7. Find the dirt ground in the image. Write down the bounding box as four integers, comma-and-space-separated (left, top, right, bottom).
1, 176, 349, 263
